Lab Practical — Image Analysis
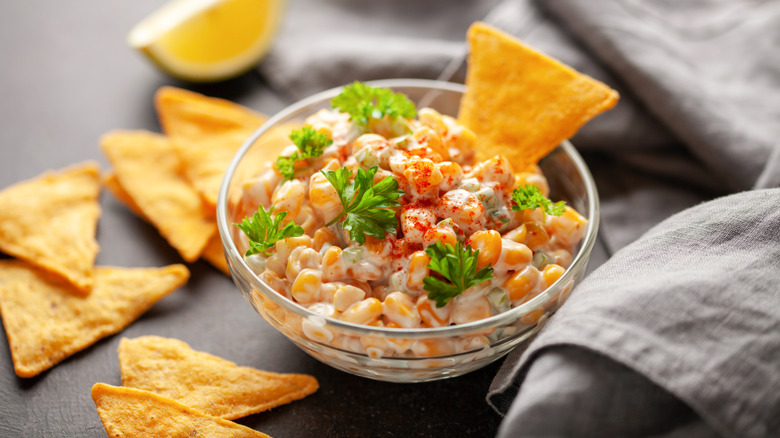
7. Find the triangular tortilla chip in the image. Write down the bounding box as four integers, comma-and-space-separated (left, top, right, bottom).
0, 260, 189, 378
101, 131, 216, 262
155, 87, 267, 212
105, 171, 229, 275
459, 22, 619, 169
0, 162, 101, 294
119, 336, 318, 420
91, 383, 271, 438
202, 233, 231, 276
104, 171, 149, 220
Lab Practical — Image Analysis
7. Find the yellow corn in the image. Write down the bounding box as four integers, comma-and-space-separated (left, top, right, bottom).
286, 247, 322, 282
382, 291, 420, 328
451, 295, 492, 325
495, 239, 532, 271
301, 316, 334, 343
271, 179, 305, 218
503, 266, 540, 302
449, 123, 477, 151
550, 248, 573, 268
418, 107, 448, 137
403, 159, 443, 196
469, 230, 502, 269
547, 206, 587, 247
470, 155, 515, 188
384, 321, 414, 354
410, 338, 456, 358
321, 246, 344, 282
275, 235, 313, 258
309, 171, 341, 212
406, 251, 430, 290
504, 223, 527, 244
422, 226, 458, 248
259, 270, 290, 298
543, 264, 566, 288
340, 298, 383, 324
313, 226, 339, 252
333, 285, 366, 312
291, 268, 322, 304
515, 171, 550, 197
412, 125, 448, 160
351, 133, 387, 155
416, 295, 451, 328
524, 221, 549, 249
521, 307, 546, 325
437, 161, 463, 190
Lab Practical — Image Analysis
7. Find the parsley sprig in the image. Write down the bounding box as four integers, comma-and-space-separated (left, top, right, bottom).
235, 205, 304, 257
423, 242, 494, 307
321, 166, 404, 244
511, 184, 566, 216
276, 126, 331, 180
331, 82, 417, 127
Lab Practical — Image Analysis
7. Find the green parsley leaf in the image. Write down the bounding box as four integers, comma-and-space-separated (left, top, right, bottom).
423, 242, 494, 307
331, 81, 417, 127
321, 165, 404, 244
511, 184, 566, 216
235, 205, 304, 257
276, 126, 331, 180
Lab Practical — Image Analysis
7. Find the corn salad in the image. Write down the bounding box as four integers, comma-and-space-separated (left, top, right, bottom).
238, 100, 586, 358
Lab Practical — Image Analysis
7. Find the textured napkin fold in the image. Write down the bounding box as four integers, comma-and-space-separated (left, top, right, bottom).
258, 0, 780, 436
491, 188, 780, 438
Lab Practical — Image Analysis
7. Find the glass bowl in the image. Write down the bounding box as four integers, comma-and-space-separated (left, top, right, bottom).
217, 79, 600, 382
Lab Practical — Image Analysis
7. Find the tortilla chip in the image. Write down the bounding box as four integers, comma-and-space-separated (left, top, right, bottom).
0, 260, 189, 378
101, 131, 216, 262
118, 336, 318, 420
155, 87, 267, 212
91, 383, 271, 438
0, 162, 101, 294
202, 232, 231, 276
459, 22, 619, 169
104, 172, 149, 220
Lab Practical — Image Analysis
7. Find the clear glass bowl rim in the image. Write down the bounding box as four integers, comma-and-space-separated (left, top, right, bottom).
216, 78, 600, 340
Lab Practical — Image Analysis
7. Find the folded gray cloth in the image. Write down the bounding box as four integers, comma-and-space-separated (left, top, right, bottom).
258, 0, 780, 436
491, 188, 780, 438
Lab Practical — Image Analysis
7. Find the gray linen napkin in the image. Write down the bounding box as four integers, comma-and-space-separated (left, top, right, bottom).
491, 188, 780, 438
259, 0, 780, 436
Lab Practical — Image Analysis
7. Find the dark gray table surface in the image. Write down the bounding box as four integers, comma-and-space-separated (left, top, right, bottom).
0, 1, 609, 436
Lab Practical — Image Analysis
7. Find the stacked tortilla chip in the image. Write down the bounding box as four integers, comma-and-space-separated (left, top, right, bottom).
92, 335, 318, 437
102, 87, 298, 275
0, 163, 191, 378
459, 22, 619, 170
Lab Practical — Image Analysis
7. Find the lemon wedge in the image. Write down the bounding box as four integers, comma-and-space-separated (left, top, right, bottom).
129, 0, 285, 82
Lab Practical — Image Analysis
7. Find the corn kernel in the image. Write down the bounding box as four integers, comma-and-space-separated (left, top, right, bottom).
291, 268, 322, 304
469, 230, 502, 268
340, 298, 383, 325
416, 295, 451, 328
543, 264, 566, 288
524, 221, 549, 249
321, 246, 344, 282
504, 223, 527, 244
410, 339, 456, 357
313, 226, 339, 252
422, 227, 458, 248
495, 239, 532, 272
333, 285, 366, 312
503, 266, 540, 302
406, 251, 430, 290
383, 291, 420, 328
451, 294, 492, 325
